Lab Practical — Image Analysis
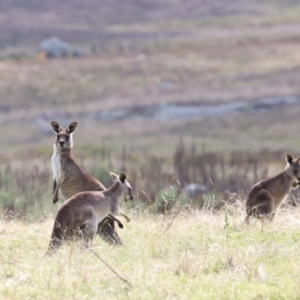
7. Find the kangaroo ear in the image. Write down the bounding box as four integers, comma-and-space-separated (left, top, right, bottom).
286, 154, 293, 165
50, 121, 63, 134
109, 172, 119, 182
66, 122, 78, 134
119, 172, 127, 183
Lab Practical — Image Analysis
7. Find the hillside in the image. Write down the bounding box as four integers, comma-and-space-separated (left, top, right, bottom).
0, 1, 300, 157
1, 0, 300, 50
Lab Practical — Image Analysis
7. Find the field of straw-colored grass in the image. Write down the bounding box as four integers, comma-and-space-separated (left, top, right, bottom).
1, 206, 300, 300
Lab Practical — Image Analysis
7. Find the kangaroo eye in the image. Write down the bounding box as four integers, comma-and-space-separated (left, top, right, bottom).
294, 170, 298, 174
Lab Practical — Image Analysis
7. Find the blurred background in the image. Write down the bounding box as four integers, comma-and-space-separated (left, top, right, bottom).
1, 0, 300, 217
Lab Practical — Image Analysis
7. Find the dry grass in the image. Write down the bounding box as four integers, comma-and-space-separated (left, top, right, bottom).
2, 39, 300, 157
2, 38, 300, 112
1, 206, 300, 299
1, 0, 300, 50
1, 144, 295, 217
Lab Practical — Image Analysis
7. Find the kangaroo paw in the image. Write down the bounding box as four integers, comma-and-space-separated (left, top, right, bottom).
120, 213, 131, 223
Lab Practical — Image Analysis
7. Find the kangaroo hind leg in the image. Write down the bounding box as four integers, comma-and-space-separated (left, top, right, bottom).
47, 221, 64, 254
252, 189, 275, 221
79, 220, 96, 249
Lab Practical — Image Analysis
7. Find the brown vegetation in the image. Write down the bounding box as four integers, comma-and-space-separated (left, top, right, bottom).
1, 142, 298, 219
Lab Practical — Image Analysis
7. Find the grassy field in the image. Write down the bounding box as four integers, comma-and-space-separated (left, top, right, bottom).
1, 207, 300, 299
1, 2, 300, 298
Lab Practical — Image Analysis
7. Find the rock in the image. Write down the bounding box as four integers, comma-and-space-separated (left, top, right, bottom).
182, 183, 207, 199
39, 37, 83, 59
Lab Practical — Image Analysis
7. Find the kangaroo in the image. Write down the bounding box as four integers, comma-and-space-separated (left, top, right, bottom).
50, 120, 128, 245
245, 154, 300, 223
47, 172, 134, 253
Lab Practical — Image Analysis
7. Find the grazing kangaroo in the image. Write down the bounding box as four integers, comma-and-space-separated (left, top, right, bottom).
50, 120, 126, 245
47, 172, 133, 253
245, 154, 300, 223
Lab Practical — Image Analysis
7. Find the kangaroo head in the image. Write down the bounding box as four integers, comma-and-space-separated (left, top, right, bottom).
50, 121, 78, 149
109, 171, 134, 201
286, 154, 300, 182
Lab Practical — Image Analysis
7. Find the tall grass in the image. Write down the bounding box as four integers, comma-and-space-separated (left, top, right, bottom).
0, 142, 292, 218
0, 163, 53, 219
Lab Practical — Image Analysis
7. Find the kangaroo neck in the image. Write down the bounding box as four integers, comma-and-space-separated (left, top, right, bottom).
104, 181, 123, 199
276, 170, 295, 187
53, 144, 72, 157
279, 170, 292, 180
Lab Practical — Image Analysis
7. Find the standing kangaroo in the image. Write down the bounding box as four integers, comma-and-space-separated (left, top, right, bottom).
50, 120, 126, 245
48, 172, 134, 253
245, 154, 300, 223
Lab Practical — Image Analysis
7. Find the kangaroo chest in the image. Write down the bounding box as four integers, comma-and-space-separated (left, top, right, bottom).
51, 146, 74, 184
51, 153, 61, 182
267, 182, 290, 208
51, 147, 104, 200
51, 153, 74, 200
273, 191, 289, 209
